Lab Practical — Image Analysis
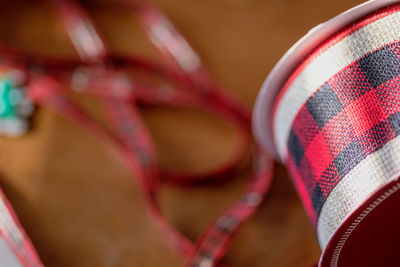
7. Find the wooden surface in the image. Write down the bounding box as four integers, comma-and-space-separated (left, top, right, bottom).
0, 0, 365, 266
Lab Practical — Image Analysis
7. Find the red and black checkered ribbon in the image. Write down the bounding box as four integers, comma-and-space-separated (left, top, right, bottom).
271, 1, 400, 249
287, 40, 400, 223
5, 0, 400, 266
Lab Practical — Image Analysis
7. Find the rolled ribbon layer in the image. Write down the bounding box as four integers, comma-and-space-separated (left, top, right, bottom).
271, 1, 400, 257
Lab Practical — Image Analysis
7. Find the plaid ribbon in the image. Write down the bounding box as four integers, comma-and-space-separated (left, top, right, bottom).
273, 2, 400, 250
0, 1, 274, 266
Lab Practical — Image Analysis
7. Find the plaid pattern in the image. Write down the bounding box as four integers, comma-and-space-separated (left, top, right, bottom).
185, 153, 273, 267
317, 133, 400, 249
273, 4, 400, 159
286, 39, 400, 225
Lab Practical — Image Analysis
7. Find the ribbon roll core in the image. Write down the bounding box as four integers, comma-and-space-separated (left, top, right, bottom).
253, 0, 400, 266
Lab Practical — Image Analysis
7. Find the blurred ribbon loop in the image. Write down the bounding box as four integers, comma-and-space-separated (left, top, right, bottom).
0, 0, 274, 266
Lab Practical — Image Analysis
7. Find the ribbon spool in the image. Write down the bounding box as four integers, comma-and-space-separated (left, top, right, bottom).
253, 0, 400, 266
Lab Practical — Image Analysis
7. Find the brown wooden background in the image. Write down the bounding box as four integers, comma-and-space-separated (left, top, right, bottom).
0, 0, 364, 266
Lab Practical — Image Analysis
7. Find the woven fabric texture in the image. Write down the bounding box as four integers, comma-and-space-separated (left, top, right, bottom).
274, 3, 400, 248
273, 5, 400, 160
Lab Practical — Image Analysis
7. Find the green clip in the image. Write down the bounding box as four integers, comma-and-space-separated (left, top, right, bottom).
0, 74, 33, 137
